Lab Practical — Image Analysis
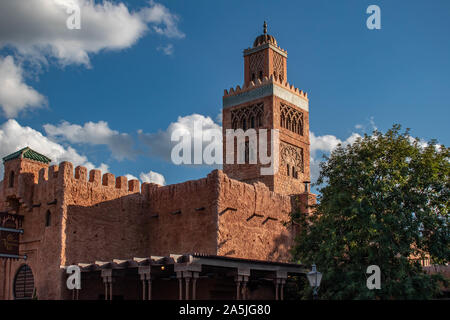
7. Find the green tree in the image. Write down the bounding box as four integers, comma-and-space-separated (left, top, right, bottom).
291, 125, 449, 299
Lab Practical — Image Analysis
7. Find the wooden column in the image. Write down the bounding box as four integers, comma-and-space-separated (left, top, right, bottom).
72, 288, 80, 300
141, 279, 146, 300
184, 272, 191, 300
101, 269, 113, 301
275, 271, 287, 301
274, 280, 279, 300
147, 279, 152, 300
235, 269, 250, 300
241, 278, 248, 300
235, 279, 241, 300
174, 263, 202, 301
139, 266, 151, 300
177, 272, 183, 300
192, 272, 199, 300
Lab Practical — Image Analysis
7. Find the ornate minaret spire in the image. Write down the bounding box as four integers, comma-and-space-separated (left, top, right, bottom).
223, 23, 311, 195
242, 22, 286, 84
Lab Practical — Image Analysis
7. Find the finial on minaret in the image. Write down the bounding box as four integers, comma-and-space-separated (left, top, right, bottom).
263, 21, 267, 35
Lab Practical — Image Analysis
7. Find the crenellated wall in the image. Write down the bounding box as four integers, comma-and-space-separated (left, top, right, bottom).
0, 160, 151, 299
57, 162, 149, 267
1, 159, 312, 299
223, 74, 308, 101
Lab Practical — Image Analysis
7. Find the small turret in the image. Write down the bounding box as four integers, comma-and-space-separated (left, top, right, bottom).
2, 147, 51, 190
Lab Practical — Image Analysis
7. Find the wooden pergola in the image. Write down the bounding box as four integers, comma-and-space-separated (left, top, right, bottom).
74, 253, 308, 300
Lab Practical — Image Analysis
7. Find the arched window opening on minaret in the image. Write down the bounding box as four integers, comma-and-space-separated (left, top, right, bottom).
9, 170, 15, 188
250, 116, 255, 129
291, 119, 297, 133
280, 103, 304, 136
232, 119, 238, 130
259, 71, 263, 80
287, 164, 290, 176
245, 141, 249, 163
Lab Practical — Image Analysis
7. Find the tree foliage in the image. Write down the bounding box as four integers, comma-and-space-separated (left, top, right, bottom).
291, 125, 449, 299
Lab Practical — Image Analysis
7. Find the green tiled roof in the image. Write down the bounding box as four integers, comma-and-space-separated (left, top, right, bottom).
3, 147, 52, 164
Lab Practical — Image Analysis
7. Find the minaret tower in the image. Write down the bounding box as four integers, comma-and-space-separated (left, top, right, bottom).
222, 22, 311, 195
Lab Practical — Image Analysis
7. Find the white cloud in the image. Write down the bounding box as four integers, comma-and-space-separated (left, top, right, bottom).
215, 110, 223, 124
43, 120, 137, 160
140, 1, 184, 38
0, 0, 184, 66
157, 43, 174, 56
125, 174, 138, 181
310, 132, 343, 155
139, 113, 222, 163
0, 56, 46, 118
310, 132, 361, 156
139, 170, 165, 185
354, 116, 378, 133
408, 136, 430, 149
369, 116, 378, 131
0, 119, 108, 180
309, 131, 362, 183
125, 170, 166, 186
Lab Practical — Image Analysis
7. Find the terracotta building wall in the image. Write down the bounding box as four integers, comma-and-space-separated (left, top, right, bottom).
144, 170, 220, 257
216, 170, 295, 261
1, 160, 307, 299
0, 161, 151, 299
0, 163, 64, 299
61, 163, 150, 265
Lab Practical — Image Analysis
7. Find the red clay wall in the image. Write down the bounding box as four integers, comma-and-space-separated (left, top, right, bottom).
216, 170, 296, 261
60, 163, 150, 265
0, 162, 64, 299
1, 160, 307, 300
144, 170, 220, 256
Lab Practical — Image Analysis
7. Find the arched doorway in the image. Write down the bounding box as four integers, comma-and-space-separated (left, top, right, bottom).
13, 264, 35, 299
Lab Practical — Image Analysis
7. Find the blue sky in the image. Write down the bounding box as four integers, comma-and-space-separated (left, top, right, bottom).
0, 0, 449, 190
